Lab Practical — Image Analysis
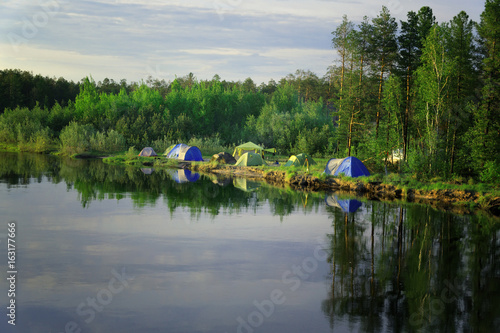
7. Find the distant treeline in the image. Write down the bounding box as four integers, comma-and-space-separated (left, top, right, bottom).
0, 2, 499, 184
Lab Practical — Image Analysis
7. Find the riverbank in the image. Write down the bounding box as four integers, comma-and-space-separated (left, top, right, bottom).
188, 162, 499, 216
98, 154, 500, 217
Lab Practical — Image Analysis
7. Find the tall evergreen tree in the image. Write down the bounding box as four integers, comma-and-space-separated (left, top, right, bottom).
332, 15, 355, 116
398, 10, 420, 161
416, 6, 436, 45
370, 6, 398, 137
469, 0, 500, 179
447, 11, 479, 174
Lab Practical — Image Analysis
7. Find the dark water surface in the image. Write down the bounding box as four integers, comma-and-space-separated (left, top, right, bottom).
0, 152, 498, 333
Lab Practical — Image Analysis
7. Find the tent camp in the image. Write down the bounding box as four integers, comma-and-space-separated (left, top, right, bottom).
324, 156, 370, 177
325, 195, 362, 213
165, 144, 203, 161
234, 152, 267, 167
232, 142, 276, 159
138, 147, 157, 157
284, 153, 317, 167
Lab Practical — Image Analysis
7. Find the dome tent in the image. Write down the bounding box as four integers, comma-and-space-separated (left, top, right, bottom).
324, 156, 370, 177
165, 144, 203, 162
138, 147, 157, 157
162, 144, 176, 156
284, 153, 316, 167
234, 152, 267, 167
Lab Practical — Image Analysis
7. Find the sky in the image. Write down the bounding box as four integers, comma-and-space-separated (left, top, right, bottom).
0, 0, 485, 85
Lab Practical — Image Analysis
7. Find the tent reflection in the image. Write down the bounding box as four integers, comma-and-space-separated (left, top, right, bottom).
325, 195, 362, 213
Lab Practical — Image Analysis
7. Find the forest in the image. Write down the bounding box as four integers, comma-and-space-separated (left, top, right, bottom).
0, 2, 498, 183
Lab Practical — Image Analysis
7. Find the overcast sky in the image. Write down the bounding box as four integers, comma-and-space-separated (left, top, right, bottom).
0, 0, 485, 85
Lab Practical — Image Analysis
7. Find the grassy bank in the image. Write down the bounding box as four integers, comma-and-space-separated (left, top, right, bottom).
101, 150, 499, 198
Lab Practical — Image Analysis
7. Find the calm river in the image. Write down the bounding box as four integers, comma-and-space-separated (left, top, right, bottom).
0, 152, 498, 333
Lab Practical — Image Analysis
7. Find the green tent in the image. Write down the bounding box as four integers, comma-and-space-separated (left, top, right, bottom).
234, 152, 267, 167
284, 153, 316, 167
232, 142, 263, 159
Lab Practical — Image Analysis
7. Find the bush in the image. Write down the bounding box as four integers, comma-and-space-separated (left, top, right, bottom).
60, 122, 95, 155
89, 129, 126, 153
0, 121, 15, 143
480, 160, 500, 185
151, 136, 173, 154
125, 146, 138, 159
188, 134, 229, 156
32, 128, 52, 153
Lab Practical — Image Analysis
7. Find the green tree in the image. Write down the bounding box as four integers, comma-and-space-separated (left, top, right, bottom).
398, 10, 421, 161
446, 11, 479, 175
370, 6, 398, 137
332, 15, 355, 116
414, 24, 455, 176
469, 0, 500, 176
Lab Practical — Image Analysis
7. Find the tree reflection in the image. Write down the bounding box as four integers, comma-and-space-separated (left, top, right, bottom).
322, 201, 500, 332
0, 152, 324, 217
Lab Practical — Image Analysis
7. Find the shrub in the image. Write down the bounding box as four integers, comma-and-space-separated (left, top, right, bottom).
0, 121, 15, 143
32, 128, 52, 153
90, 129, 126, 153
125, 146, 138, 159
151, 136, 173, 154
480, 160, 500, 185
60, 122, 95, 155
188, 134, 229, 156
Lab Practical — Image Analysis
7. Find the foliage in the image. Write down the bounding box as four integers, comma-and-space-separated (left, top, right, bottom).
59, 122, 95, 155
480, 161, 500, 184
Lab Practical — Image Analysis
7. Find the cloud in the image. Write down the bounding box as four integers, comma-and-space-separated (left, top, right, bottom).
0, 0, 485, 83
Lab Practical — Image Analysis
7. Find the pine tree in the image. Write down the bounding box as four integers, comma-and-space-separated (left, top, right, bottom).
398, 10, 420, 161
447, 11, 479, 174
469, 0, 500, 177
370, 6, 398, 137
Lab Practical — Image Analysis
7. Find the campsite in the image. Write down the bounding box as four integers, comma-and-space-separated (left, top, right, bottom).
99, 141, 500, 216
1, 1, 499, 332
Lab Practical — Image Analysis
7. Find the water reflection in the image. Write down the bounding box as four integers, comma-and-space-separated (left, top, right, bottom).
140, 167, 155, 175
0, 152, 324, 217
323, 202, 500, 332
0, 152, 499, 332
325, 195, 362, 213
166, 168, 200, 183
233, 178, 261, 192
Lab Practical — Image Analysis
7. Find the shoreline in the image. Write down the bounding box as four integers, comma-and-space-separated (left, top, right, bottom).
2, 148, 497, 217
187, 163, 500, 217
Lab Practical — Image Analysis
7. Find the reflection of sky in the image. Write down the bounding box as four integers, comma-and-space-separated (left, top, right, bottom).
0, 178, 340, 333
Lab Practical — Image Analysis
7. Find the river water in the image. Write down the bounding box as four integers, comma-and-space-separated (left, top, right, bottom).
0, 152, 498, 333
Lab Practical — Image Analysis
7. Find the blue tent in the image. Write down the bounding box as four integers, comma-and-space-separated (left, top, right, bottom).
324, 156, 370, 177
165, 144, 203, 162
325, 195, 362, 213
167, 169, 200, 183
